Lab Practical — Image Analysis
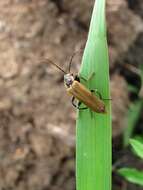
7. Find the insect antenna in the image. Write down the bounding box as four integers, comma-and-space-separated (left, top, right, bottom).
68, 49, 84, 73
41, 58, 67, 74
68, 52, 76, 73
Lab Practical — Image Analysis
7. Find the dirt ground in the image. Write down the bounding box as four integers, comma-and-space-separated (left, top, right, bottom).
0, 0, 143, 190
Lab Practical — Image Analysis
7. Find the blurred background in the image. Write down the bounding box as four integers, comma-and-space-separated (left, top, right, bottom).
0, 0, 143, 190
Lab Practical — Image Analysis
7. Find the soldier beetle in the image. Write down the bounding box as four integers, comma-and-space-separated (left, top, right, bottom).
41, 52, 106, 113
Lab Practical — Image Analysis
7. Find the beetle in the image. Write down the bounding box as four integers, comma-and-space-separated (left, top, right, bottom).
41, 52, 106, 113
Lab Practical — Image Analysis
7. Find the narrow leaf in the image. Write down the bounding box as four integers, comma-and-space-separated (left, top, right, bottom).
76, 0, 112, 190
118, 168, 143, 186
134, 136, 143, 144
130, 139, 143, 159
123, 100, 143, 146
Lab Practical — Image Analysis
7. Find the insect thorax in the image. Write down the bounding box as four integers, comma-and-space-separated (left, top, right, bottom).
64, 73, 74, 87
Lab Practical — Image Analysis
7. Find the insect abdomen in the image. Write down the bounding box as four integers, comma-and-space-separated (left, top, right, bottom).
67, 81, 106, 113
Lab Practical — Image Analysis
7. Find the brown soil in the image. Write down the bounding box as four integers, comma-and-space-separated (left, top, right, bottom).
0, 0, 143, 190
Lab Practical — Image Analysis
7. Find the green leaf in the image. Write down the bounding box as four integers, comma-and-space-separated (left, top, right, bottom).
128, 84, 139, 94
130, 139, 143, 159
134, 136, 143, 144
76, 0, 111, 190
123, 100, 143, 146
118, 168, 143, 186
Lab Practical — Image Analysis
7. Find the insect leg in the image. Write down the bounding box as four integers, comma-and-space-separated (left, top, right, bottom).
71, 97, 87, 110
102, 98, 112, 101
90, 110, 94, 118
80, 72, 95, 82
79, 76, 88, 82
72, 96, 78, 108
91, 89, 112, 100
68, 49, 84, 73
91, 89, 102, 99
87, 72, 95, 81
78, 102, 88, 110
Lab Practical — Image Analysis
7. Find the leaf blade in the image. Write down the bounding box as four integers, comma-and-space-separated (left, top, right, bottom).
118, 168, 143, 186
130, 139, 143, 159
76, 0, 112, 190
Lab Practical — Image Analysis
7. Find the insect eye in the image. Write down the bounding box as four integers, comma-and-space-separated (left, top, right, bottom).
67, 79, 72, 84
65, 78, 73, 87
68, 79, 72, 82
